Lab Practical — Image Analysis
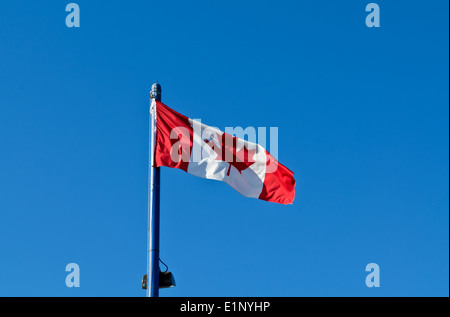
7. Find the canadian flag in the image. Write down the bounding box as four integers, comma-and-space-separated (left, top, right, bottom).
153, 100, 295, 204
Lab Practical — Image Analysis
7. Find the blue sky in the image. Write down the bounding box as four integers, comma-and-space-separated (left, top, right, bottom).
0, 1, 448, 297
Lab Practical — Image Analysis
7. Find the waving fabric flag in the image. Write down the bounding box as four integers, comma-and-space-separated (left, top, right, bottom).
153, 100, 296, 204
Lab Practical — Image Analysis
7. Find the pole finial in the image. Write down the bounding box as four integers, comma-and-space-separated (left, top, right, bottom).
150, 82, 162, 101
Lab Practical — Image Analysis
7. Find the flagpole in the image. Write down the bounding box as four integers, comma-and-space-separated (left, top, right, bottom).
148, 82, 161, 297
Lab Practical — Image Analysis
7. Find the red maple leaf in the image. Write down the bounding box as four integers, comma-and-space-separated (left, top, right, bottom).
204, 132, 257, 176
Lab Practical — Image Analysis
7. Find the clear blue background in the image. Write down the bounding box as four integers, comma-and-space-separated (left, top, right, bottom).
0, 0, 448, 297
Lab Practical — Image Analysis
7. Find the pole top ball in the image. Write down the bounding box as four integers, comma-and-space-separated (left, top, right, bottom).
151, 82, 162, 100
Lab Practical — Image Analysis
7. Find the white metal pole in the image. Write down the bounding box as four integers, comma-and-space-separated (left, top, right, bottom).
148, 83, 161, 297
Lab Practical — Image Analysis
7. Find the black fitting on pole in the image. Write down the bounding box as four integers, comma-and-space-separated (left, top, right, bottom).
151, 82, 162, 101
